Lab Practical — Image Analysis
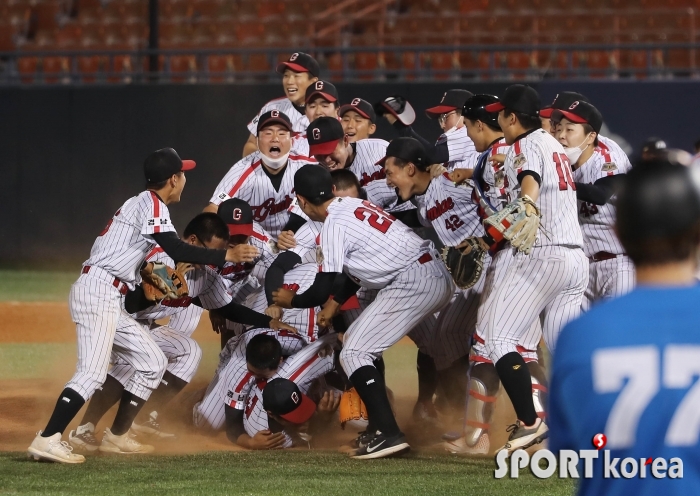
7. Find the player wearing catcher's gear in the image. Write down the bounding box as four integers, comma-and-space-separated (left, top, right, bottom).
243, 52, 319, 157
28, 149, 259, 464
340, 98, 377, 142
272, 164, 455, 459
475, 85, 587, 455
554, 101, 633, 307
550, 156, 700, 496
67, 213, 294, 454
290, 80, 341, 157
206, 111, 316, 240
540, 91, 631, 172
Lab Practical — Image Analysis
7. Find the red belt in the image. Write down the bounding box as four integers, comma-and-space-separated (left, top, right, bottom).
418, 253, 433, 264
588, 251, 624, 263
82, 266, 128, 295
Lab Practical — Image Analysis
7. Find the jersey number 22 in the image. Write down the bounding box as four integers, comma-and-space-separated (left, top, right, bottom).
354, 201, 395, 234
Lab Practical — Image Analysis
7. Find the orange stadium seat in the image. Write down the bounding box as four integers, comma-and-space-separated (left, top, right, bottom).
354, 50, 379, 80
424, 51, 458, 80
168, 54, 197, 82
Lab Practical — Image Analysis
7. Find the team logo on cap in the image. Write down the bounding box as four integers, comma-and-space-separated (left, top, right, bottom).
290, 53, 299, 61
291, 392, 300, 404
351, 98, 361, 106
313, 128, 321, 140
232, 208, 242, 221
271, 110, 280, 118
569, 101, 580, 110
315, 81, 324, 90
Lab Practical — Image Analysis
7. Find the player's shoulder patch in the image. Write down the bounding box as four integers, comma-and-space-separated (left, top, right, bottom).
601, 162, 617, 172
513, 153, 527, 168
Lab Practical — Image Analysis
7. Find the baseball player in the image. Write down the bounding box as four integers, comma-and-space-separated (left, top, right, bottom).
540, 91, 632, 171
550, 157, 700, 495
224, 333, 336, 449
554, 101, 634, 307
383, 90, 480, 170
193, 262, 323, 430
67, 213, 294, 453
243, 52, 319, 157
206, 111, 316, 240
339, 98, 377, 142
27, 148, 259, 464
472, 85, 587, 455
289, 80, 341, 158
272, 164, 455, 459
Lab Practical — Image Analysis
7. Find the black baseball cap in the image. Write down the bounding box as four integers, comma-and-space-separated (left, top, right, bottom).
294, 164, 335, 202
276, 52, 320, 78
144, 148, 196, 183
339, 98, 376, 122
539, 91, 589, 119
305, 80, 338, 104
376, 137, 428, 168
462, 94, 501, 129
484, 84, 541, 117
256, 110, 293, 135
262, 378, 316, 424
425, 89, 474, 118
375, 95, 416, 126
217, 198, 255, 237
553, 100, 603, 134
307, 117, 345, 156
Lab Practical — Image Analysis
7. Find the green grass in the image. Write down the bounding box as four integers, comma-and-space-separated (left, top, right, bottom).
0, 451, 575, 495
0, 271, 76, 302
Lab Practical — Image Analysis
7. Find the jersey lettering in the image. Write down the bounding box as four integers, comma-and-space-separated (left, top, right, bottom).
444, 214, 465, 232
426, 197, 455, 221
251, 196, 294, 223
579, 202, 599, 218
353, 200, 395, 234
553, 153, 576, 191
359, 169, 386, 186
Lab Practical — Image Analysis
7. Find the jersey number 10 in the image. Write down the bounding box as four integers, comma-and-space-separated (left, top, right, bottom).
553, 153, 576, 191
354, 200, 396, 234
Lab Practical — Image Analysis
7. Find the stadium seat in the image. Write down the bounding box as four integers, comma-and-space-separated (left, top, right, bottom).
31, 0, 65, 32
424, 51, 458, 80
353, 50, 379, 80
168, 54, 197, 82
236, 22, 265, 45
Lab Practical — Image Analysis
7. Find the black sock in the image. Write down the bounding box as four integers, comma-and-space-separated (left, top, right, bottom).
372, 357, 385, 378
350, 365, 400, 438
135, 372, 188, 423
81, 375, 124, 427
42, 388, 86, 437
417, 351, 438, 403
110, 391, 146, 436
495, 352, 537, 426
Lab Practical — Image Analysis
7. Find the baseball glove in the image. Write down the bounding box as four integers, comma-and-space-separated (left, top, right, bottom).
483, 195, 541, 254
338, 388, 368, 430
441, 236, 489, 289
140, 262, 192, 302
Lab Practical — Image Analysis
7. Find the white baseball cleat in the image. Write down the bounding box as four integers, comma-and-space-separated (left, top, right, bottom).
442, 433, 490, 455
28, 431, 86, 464
68, 423, 100, 453
496, 418, 549, 455
131, 411, 176, 439
99, 428, 154, 454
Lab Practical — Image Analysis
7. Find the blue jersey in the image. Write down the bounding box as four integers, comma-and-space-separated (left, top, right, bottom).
550, 284, 700, 496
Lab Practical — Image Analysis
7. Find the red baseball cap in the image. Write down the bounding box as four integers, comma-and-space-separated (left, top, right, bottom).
306, 117, 345, 156
217, 198, 256, 237
262, 378, 317, 424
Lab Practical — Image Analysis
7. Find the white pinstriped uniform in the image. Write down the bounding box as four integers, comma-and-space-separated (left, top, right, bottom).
319, 197, 454, 375
291, 134, 310, 156
347, 139, 389, 187
573, 145, 634, 309
109, 247, 233, 391
65, 191, 174, 401
477, 129, 588, 360
247, 97, 309, 135
242, 334, 336, 447
478, 138, 512, 213
210, 152, 316, 239
413, 173, 485, 369
439, 125, 480, 171
193, 264, 322, 429
598, 135, 632, 171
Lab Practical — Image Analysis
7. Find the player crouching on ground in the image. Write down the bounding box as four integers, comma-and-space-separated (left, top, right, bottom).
273, 164, 454, 459
340, 98, 377, 142
550, 153, 700, 496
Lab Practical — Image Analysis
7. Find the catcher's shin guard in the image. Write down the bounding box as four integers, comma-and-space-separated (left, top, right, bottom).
527, 361, 548, 420
463, 362, 500, 447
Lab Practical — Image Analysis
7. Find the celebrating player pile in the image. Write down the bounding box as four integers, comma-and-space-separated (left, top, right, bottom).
29, 51, 699, 483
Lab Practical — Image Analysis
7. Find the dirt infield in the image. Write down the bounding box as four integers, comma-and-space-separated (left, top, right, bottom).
0, 302, 518, 454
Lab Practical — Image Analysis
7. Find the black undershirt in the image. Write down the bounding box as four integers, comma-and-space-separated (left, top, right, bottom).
150, 232, 227, 267
392, 121, 449, 164
261, 163, 286, 192
265, 251, 302, 305
575, 175, 623, 205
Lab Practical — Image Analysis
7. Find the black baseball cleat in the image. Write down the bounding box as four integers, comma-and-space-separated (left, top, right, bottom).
351, 432, 410, 460
349, 430, 377, 450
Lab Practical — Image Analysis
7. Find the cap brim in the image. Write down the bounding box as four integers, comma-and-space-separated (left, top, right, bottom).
279, 393, 317, 424
339, 104, 371, 120
181, 160, 197, 171
227, 223, 255, 237
425, 105, 457, 118
258, 117, 293, 133
484, 102, 505, 112
309, 139, 341, 157
539, 107, 554, 118
306, 91, 337, 104
556, 110, 588, 124
382, 101, 416, 126
276, 62, 308, 74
